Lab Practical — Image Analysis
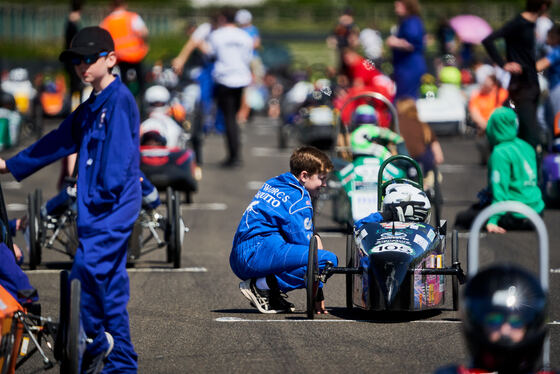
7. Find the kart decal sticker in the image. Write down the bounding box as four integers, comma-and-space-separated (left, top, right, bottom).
413, 234, 428, 251
371, 243, 414, 255
358, 229, 368, 240
380, 222, 414, 229
427, 229, 435, 241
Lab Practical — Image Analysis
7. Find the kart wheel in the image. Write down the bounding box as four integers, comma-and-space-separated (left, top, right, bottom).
27, 191, 41, 269
306, 235, 319, 319
55, 271, 69, 363
452, 229, 459, 311
165, 187, 175, 263
345, 234, 354, 309
172, 190, 182, 269
66, 278, 81, 374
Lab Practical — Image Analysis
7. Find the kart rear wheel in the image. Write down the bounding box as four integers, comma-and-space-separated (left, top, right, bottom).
27, 190, 42, 269
66, 278, 81, 374
306, 235, 319, 319
452, 229, 459, 311
55, 271, 70, 363
165, 187, 175, 263
345, 233, 354, 309
172, 190, 182, 269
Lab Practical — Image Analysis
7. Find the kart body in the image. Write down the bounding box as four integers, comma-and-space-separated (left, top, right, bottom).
416, 84, 467, 135
350, 220, 445, 311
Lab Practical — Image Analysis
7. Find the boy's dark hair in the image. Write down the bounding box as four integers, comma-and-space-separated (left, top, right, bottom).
220, 7, 237, 23
290, 146, 333, 177
525, 0, 551, 12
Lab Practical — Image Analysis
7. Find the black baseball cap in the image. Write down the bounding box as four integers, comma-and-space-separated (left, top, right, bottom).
59, 26, 114, 62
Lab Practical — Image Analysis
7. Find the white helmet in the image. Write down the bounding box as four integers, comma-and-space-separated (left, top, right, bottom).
9, 68, 29, 82
144, 85, 170, 106
382, 183, 431, 223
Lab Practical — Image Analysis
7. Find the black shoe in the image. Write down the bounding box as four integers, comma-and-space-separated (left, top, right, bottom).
220, 158, 243, 168
269, 290, 295, 313
81, 332, 114, 374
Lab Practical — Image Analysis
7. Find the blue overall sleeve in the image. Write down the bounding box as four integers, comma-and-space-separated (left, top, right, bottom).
354, 212, 384, 230
6, 111, 79, 181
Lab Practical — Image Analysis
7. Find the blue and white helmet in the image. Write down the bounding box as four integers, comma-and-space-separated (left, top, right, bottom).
382, 183, 431, 223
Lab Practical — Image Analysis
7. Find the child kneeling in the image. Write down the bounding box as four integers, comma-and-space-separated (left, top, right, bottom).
230, 146, 337, 314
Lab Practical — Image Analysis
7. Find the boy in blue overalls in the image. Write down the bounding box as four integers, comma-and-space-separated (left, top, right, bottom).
230, 146, 338, 314
0, 27, 140, 373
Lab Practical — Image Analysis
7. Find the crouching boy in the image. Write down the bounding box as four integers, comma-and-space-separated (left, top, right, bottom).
230, 146, 338, 314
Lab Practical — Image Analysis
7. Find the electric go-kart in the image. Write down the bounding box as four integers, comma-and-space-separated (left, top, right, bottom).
278, 77, 337, 150
0, 181, 82, 373
26, 184, 186, 269
467, 201, 552, 369
326, 91, 407, 229
306, 155, 466, 319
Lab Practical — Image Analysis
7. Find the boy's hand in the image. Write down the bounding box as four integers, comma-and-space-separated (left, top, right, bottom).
384, 202, 428, 222
486, 223, 506, 234
0, 158, 9, 174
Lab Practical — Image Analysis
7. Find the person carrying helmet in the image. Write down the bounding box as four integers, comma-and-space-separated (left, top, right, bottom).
141, 85, 185, 149
435, 264, 553, 374
100, 0, 149, 96
354, 182, 432, 228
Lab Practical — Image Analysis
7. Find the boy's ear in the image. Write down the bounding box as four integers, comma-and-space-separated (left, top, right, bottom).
297, 170, 309, 183
106, 51, 117, 69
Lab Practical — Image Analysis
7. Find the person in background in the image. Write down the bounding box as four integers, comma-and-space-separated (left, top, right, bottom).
207, 7, 253, 168
482, 0, 552, 150
100, 0, 149, 97
64, 0, 84, 111
537, 23, 560, 136
386, 0, 427, 100
235, 9, 264, 125
455, 107, 544, 233
468, 70, 509, 164
327, 7, 359, 80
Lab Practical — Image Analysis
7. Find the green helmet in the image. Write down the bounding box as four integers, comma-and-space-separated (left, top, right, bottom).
350, 124, 393, 160
439, 66, 462, 86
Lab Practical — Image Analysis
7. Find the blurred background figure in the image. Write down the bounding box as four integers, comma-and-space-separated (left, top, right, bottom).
235, 8, 264, 125
327, 7, 359, 81
359, 22, 384, 70
468, 67, 509, 164
386, 0, 427, 100
537, 23, 560, 136
63, 0, 84, 112
207, 7, 253, 167
396, 97, 444, 191
435, 15, 456, 57
100, 0, 149, 97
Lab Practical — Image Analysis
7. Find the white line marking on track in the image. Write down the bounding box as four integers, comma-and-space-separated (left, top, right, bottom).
183, 203, 227, 211
2, 181, 21, 190
7, 203, 27, 211
27, 267, 207, 274
215, 317, 560, 325
550, 269, 560, 273
438, 164, 484, 173
317, 232, 346, 238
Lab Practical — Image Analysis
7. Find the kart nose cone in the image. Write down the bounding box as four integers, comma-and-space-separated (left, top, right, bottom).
370, 251, 412, 308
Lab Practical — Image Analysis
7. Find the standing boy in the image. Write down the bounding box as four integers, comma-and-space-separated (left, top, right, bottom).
0, 27, 140, 373
230, 146, 337, 314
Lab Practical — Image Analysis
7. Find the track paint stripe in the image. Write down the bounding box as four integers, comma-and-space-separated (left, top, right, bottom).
317, 232, 346, 238
2, 181, 21, 190
457, 232, 486, 239
550, 269, 560, 274
183, 203, 227, 211
215, 317, 560, 325
438, 164, 483, 173
7, 203, 27, 211
26, 267, 207, 274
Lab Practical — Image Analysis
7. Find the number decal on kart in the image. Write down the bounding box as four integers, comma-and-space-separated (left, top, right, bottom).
371, 243, 414, 254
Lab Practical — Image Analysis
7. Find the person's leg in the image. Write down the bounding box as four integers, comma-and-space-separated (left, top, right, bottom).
215, 85, 243, 163
71, 229, 137, 372
512, 92, 540, 148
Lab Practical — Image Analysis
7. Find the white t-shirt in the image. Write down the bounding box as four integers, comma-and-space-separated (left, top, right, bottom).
360, 28, 383, 60
208, 25, 253, 88
191, 22, 212, 43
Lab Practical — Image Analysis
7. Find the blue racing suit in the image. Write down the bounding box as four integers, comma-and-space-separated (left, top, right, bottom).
230, 172, 338, 292
6, 75, 140, 372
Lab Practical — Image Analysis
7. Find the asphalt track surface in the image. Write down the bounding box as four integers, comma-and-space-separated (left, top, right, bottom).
4, 116, 559, 373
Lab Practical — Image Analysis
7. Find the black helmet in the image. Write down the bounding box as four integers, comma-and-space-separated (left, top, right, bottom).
461, 264, 548, 374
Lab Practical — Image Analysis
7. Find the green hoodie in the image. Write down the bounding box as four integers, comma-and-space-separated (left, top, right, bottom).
486, 107, 544, 225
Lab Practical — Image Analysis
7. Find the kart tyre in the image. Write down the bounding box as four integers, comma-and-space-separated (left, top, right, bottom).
306, 235, 319, 319
55, 271, 69, 363
172, 190, 182, 269
27, 191, 41, 269
345, 233, 354, 309
452, 229, 459, 311
66, 278, 81, 374
165, 187, 175, 263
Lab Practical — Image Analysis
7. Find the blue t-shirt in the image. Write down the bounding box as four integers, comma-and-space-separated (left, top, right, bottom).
242, 24, 260, 57
546, 46, 560, 89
